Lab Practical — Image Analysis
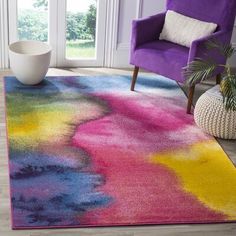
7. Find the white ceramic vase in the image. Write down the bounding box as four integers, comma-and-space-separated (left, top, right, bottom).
9, 40, 52, 85
194, 85, 236, 139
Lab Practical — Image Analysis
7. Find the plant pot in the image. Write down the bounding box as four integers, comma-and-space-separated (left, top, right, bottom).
194, 85, 236, 139
9, 40, 52, 85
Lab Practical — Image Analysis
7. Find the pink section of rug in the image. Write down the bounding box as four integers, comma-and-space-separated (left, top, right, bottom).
73, 94, 225, 225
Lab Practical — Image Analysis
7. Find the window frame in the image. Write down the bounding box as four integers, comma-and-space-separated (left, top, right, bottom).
8, 0, 107, 67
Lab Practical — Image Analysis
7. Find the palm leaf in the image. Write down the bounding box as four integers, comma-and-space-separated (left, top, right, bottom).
206, 40, 235, 59
183, 58, 217, 86
184, 40, 236, 110
220, 75, 236, 111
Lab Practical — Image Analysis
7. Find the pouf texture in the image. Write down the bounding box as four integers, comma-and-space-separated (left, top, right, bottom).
194, 85, 236, 139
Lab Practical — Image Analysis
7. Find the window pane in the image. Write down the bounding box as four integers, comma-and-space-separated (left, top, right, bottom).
17, 0, 48, 42
66, 0, 97, 59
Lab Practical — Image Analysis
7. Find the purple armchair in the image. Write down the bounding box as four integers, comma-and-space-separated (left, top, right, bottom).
130, 0, 236, 113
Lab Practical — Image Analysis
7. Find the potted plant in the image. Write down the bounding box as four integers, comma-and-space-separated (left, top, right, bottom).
184, 40, 236, 139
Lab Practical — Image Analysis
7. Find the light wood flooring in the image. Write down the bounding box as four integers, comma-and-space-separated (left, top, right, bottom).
0, 68, 236, 236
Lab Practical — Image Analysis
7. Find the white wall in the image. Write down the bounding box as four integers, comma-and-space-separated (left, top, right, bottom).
112, 0, 236, 68
0, 0, 9, 69
112, 0, 166, 68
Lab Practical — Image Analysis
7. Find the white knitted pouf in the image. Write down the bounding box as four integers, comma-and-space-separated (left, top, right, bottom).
194, 85, 236, 139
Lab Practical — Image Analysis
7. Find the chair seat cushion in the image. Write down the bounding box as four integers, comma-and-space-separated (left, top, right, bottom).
131, 40, 189, 83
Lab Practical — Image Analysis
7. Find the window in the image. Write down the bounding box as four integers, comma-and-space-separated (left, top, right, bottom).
66, 0, 97, 59
17, 0, 49, 42
9, 0, 107, 67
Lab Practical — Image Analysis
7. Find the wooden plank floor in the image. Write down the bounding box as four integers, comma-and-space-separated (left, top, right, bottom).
0, 68, 236, 236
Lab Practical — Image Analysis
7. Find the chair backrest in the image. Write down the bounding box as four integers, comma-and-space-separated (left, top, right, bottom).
166, 0, 236, 31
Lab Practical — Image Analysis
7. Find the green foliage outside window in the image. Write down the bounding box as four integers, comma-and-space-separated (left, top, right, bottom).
18, 0, 97, 42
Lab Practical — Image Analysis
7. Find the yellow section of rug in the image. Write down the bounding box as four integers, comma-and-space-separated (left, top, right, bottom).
150, 141, 236, 219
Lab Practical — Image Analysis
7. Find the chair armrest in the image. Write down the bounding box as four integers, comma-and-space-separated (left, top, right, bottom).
131, 13, 166, 52
188, 30, 232, 64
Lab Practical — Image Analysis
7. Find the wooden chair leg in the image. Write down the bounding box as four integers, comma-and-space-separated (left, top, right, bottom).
130, 66, 139, 91
187, 85, 195, 114
216, 73, 221, 84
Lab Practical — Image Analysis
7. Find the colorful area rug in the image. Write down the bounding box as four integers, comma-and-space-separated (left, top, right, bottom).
4, 75, 236, 229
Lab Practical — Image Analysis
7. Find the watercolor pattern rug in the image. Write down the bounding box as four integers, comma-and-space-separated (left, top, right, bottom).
4, 75, 236, 229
